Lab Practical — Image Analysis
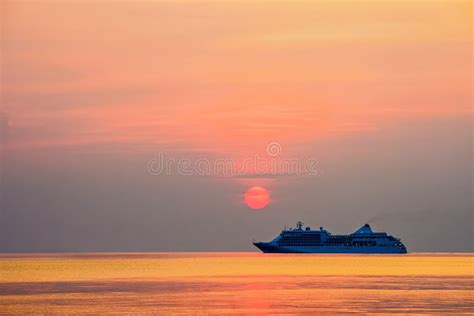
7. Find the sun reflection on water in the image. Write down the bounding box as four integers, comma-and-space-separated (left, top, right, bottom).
0, 253, 472, 314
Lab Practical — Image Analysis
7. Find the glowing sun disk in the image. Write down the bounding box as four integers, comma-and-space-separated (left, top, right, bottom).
244, 186, 270, 210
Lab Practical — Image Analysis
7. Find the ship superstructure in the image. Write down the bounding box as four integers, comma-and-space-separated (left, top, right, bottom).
253, 222, 407, 254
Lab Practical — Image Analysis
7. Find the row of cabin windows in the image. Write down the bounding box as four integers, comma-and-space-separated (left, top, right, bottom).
279, 240, 321, 243
279, 238, 322, 242
278, 241, 322, 245
351, 241, 377, 246
278, 241, 378, 246
278, 243, 379, 247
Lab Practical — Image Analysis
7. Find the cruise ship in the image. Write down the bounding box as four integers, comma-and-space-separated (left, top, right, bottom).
253, 222, 407, 254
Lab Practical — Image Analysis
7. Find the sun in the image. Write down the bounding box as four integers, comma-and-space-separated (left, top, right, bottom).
244, 186, 270, 210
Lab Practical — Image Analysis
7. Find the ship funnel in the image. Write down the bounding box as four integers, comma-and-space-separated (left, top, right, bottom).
353, 223, 373, 234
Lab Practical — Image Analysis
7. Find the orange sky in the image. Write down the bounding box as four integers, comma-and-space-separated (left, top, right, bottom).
0, 1, 473, 252
3, 1, 472, 157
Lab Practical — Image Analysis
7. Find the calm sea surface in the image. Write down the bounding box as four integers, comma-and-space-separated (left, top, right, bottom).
0, 253, 472, 315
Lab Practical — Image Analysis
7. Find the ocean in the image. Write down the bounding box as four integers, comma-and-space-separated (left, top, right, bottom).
0, 253, 472, 314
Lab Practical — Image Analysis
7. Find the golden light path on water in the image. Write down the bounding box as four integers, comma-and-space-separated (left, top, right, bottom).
0, 253, 472, 314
